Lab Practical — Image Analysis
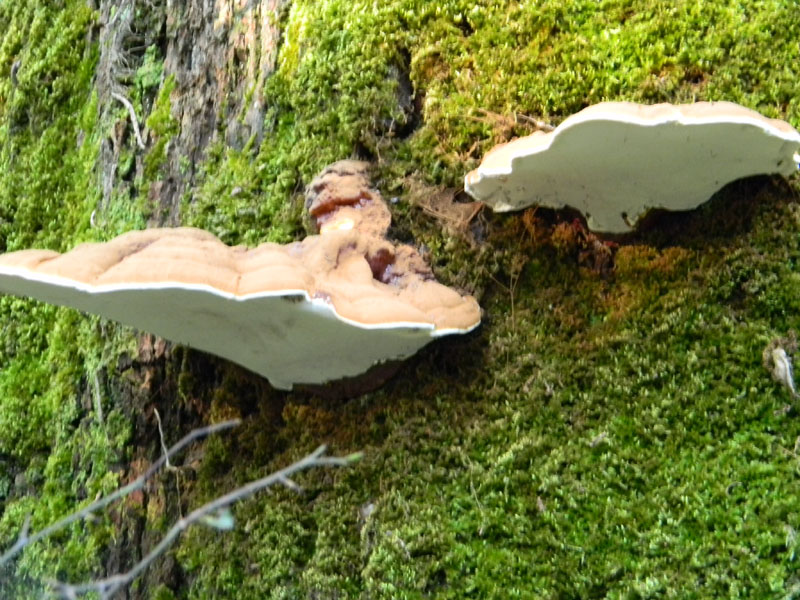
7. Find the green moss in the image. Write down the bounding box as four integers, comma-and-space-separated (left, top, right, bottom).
172, 1, 800, 598
0, 310, 134, 594
0, 2, 139, 595
143, 74, 179, 181
0, 2, 99, 252
3, 0, 800, 598
184, 139, 302, 246
152, 584, 178, 600
184, 0, 800, 247
136, 45, 164, 94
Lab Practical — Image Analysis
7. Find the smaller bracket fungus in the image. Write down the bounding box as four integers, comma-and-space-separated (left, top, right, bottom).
0, 164, 480, 390
465, 101, 800, 233
305, 160, 391, 237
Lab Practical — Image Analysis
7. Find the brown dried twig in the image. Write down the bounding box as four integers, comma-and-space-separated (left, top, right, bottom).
469, 108, 555, 134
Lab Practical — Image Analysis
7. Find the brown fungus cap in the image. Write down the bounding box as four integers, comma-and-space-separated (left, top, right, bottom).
304, 160, 438, 285
0, 227, 478, 329
0, 164, 480, 389
305, 160, 392, 237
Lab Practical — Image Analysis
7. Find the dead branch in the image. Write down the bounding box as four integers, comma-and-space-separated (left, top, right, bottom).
2, 415, 360, 598
49, 444, 359, 599
512, 112, 556, 132
0, 420, 241, 567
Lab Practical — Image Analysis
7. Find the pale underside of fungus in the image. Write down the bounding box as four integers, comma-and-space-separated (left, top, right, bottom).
465, 101, 800, 233
0, 163, 480, 390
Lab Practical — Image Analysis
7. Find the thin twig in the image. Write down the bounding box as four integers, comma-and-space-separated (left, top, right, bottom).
153, 408, 173, 469
154, 407, 183, 517
92, 372, 104, 425
513, 112, 556, 132
0, 419, 240, 567
51, 445, 359, 598
111, 92, 146, 150
468, 108, 555, 133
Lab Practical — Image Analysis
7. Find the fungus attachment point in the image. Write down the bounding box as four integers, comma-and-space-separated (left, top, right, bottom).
0, 164, 480, 391
465, 101, 800, 232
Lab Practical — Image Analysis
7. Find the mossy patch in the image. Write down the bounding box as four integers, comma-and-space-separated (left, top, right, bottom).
0, 2, 138, 595
143, 74, 178, 181
171, 182, 800, 599
171, 1, 800, 598
2, 0, 800, 598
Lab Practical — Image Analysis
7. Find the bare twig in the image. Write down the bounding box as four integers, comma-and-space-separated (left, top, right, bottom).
153, 408, 173, 469
51, 445, 360, 598
10, 60, 20, 87
0, 419, 240, 567
111, 92, 146, 150
512, 112, 555, 132
0, 514, 31, 567
92, 372, 104, 425
154, 407, 184, 517
763, 333, 799, 400
588, 431, 608, 448
469, 108, 555, 134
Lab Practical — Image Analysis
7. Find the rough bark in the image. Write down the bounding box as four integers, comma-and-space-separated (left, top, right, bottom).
95, 0, 288, 227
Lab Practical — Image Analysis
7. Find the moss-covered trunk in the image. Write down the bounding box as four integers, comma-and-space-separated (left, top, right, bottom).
2, 1, 800, 598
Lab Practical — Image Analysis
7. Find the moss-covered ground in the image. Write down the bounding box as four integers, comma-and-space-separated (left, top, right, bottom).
2, 0, 800, 597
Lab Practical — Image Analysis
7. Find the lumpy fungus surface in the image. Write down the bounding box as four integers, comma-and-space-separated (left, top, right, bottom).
0, 162, 480, 389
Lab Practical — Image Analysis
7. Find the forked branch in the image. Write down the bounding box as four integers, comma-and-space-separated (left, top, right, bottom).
49, 445, 359, 598
0, 419, 241, 567
1, 416, 359, 599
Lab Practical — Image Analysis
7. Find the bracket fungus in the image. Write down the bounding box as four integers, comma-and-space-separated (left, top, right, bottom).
305, 160, 392, 238
0, 163, 480, 390
465, 101, 800, 233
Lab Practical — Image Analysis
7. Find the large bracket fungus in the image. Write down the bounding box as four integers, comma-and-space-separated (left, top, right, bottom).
465, 101, 800, 233
0, 163, 480, 390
